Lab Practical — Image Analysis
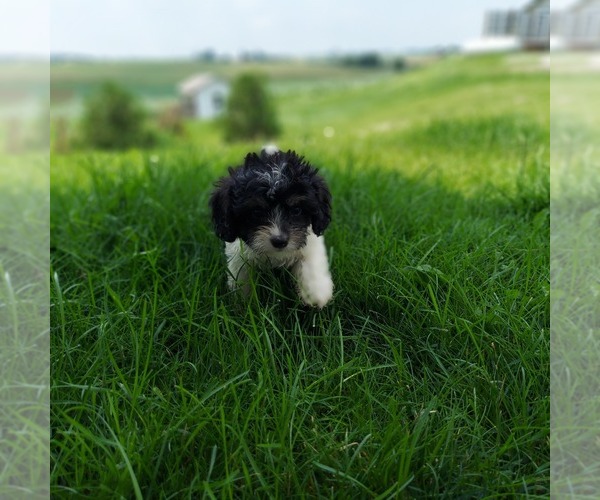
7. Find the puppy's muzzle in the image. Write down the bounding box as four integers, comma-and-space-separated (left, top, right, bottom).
270, 234, 289, 249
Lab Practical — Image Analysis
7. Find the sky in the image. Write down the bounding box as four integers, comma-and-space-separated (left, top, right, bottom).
2, 0, 576, 58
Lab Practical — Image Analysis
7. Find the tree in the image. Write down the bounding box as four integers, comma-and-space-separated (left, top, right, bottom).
80, 82, 154, 150
223, 73, 281, 142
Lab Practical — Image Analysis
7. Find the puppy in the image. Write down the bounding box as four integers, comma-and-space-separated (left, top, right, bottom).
210, 146, 334, 308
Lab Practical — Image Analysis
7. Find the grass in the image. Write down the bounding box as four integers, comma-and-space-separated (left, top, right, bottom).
550, 63, 600, 496
0, 154, 50, 497
50, 53, 549, 497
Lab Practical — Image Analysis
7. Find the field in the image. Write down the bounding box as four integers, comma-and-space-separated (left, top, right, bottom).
49, 58, 392, 116
0, 60, 49, 496
50, 53, 550, 497
0, 155, 49, 497
550, 54, 600, 496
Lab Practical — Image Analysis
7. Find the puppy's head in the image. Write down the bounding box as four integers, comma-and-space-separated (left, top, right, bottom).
210, 148, 331, 254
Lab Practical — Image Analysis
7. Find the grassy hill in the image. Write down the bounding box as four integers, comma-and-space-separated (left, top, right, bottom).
50, 53, 550, 497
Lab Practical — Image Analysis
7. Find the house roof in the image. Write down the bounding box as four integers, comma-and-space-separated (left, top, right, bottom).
178, 73, 226, 96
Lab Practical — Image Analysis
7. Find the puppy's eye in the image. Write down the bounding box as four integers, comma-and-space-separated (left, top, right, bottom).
290, 206, 303, 216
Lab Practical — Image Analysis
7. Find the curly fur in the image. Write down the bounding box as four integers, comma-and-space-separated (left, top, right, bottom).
210, 147, 334, 308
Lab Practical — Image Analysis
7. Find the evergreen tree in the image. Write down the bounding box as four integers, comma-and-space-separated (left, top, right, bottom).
223, 73, 281, 142
80, 82, 153, 150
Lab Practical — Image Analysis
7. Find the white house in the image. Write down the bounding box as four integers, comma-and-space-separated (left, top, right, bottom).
178, 74, 229, 120
464, 0, 549, 52
552, 0, 600, 50
518, 0, 551, 49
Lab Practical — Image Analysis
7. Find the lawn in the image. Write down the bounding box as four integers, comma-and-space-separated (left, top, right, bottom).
50, 53, 550, 497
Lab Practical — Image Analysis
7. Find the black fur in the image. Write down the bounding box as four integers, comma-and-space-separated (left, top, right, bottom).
210, 150, 332, 245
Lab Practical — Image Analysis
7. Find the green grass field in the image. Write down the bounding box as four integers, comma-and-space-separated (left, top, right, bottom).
0, 155, 49, 497
550, 57, 600, 496
50, 53, 550, 497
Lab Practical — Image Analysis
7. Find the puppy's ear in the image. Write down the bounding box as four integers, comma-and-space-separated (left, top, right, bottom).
311, 174, 332, 236
210, 177, 237, 242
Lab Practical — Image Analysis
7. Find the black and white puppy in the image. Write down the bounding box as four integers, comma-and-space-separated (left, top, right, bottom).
210, 146, 334, 307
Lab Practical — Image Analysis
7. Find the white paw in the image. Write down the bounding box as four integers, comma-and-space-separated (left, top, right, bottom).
227, 275, 237, 291
299, 276, 334, 308
227, 275, 250, 296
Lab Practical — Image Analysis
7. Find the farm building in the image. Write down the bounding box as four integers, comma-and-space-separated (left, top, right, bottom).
178, 74, 229, 120
465, 0, 549, 52
517, 0, 551, 49
552, 0, 600, 50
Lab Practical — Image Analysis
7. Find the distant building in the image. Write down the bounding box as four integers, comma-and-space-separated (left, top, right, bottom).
178, 74, 229, 120
552, 0, 600, 50
483, 9, 519, 38
464, 0, 549, 52
517, 0, 551, 49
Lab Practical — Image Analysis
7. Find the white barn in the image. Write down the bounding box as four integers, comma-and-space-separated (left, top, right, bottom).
178, 74, 229, 120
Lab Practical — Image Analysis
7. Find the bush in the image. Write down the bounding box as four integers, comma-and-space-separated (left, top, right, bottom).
80, 82, 155, 150
223, 73, 280, 142
340, 52, 383, 68
392, 57, 407, 72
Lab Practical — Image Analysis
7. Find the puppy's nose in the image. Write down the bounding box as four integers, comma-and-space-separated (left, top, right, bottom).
270, 235, 289, 249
